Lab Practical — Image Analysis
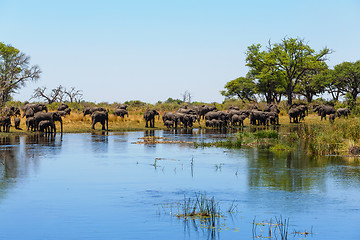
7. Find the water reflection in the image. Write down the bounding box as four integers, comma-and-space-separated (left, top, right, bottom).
183, 218, 220, 240
0, 134, 62, 201
90, 132, 109, 153
245, 149, 342, 191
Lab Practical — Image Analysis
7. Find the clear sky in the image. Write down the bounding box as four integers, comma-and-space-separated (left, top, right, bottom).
1, 0, 359, 104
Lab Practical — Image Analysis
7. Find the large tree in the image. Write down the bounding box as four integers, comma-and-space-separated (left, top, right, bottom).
333, 61, 360, 106
296, 69, 327, 103
246, 37, 331, 105
220, 77, 256, 102
32, 85, 65, 104
0, 42, 41, 106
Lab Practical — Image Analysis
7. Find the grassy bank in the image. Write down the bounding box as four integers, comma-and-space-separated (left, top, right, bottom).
5, 110, 360, 157
198, 116, 360, 157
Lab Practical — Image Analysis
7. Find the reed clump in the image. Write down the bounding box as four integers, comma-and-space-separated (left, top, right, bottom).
176, 192, 221, 220
297, 118, 360, 156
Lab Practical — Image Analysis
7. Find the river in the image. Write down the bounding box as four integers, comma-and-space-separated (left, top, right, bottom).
0, 130, 359, 239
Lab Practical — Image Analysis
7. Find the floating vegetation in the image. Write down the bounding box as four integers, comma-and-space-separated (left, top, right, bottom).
134, 136, 193, 144
252, 216, 313, 240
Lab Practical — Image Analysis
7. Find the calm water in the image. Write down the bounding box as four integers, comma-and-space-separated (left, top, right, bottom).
0, 130, 359, 240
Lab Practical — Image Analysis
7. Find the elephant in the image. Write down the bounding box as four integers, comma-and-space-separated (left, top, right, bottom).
164, 120, 173, 129
58, 103, 69, 111
162, 112, 174, 123
0, 116, 11, 132
227, 109, 250, 119
38, 120, 55, 133
289, 107, 301, 123
34, 112, 63, 133
194, 105, 217, 119
313, 105, 335, 120
205, 111, 228, 121
117, 104, 128, 110
14, 117, 21, 130
263, 104, 280, 114
24, 108, 35, 118
144, 109, 159, 128
83, 107, 107, 116
168, 112, 183, 128
264, 111, 279, 125
56, 110, 69, 117
22, 103, 47, 117
181, 114, 197, 128
113, 108, 128, 118
26, 117, 36, 131
337, 108, 350, 118
329, 114, 336, 123
91, 111, 108, 130
64, 108, 71, 115
2, 106, 21, 117
177, 107, 197, 115
250, 110, 268, 125
231, 114, 246, 127
204, 111, 230, 128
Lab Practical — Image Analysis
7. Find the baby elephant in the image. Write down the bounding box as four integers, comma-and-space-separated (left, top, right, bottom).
26, 117, 36, 131
329, 114, 336, 123
164, 120, 173, 129
39, 120, 55, 133
14, 117, 21, 130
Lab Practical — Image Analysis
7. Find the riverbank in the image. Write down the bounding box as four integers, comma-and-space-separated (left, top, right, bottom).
5, 112, 360, 158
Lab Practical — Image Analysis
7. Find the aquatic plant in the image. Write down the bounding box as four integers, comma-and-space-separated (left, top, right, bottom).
175, 192, 222, 232
252, 216, 313, 240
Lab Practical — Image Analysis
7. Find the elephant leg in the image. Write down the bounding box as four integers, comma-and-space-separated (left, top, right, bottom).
102, 120, 106, 130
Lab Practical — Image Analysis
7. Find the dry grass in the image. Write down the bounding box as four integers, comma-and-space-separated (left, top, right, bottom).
4, 111, 351, 134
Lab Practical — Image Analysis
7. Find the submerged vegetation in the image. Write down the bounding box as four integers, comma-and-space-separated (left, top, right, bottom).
159, 192, 314, 239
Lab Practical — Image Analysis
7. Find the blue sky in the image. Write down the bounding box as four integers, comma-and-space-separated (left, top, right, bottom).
1, 0, 359, 103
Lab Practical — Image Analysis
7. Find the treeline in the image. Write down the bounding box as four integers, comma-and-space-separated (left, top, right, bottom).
221, 37, 360, 108
2, 38, 359, 114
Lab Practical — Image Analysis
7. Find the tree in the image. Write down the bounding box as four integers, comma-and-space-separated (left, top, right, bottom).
0, 42, 41, 107
333, 61, 360, 106
246, 37, 332, 105
296, 69, 327, 103
316, 69, 343, 101
32, 85, 64, 104
181, 90, 192, 103
220, 77, 256, 102
64, 86, 83, 102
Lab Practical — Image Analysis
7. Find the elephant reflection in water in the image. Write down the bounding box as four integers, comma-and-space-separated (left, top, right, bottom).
90, 132, 109, 153
0, 136, 21, 179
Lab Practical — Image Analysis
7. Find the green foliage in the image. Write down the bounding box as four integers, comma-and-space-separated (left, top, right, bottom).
164, 97, 182, 104
253, 130, 279, 139
220, 77, 256, 102
0, 42, 41, 106
246, 37, 331, 105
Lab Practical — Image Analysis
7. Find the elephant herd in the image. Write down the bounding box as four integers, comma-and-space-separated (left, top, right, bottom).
155, 104, 280, 130
0, 102, 353, 133
312, 105, 351, 122
22, 103, 63, 134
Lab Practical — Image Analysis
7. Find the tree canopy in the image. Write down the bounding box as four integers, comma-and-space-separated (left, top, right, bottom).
0, 42, 41, 106
245, 37, 332, 105
220, 77, 256, 102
